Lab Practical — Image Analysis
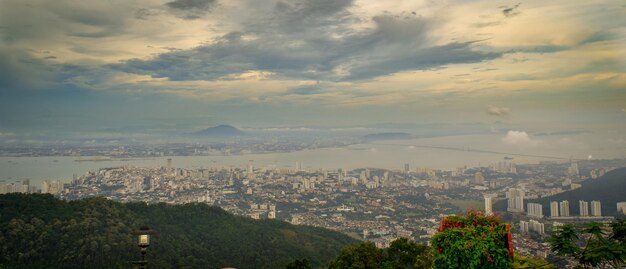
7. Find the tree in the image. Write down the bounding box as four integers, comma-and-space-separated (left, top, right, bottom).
512, 255, 553, 269
328, 241, 384, 269
328, 238, 433, 269
549, 224, 579, 258
285, 258, 312, 269
549, 220, 626, 268
383, 238, 432, 269
430, 211, 513, 269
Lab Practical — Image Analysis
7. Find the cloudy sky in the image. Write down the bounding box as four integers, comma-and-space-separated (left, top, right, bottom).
0, 0, 625, 139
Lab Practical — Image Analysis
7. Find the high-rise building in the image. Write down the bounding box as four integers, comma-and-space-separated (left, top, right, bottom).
404, 163, 410, 173
530, 220, 545, 235
247, 160, 254, 179
484, 194, 494, 216
474, 172, 485, 185
550, 201, 559, 217
568, 161, 579, 177
520, 220, 529, 233
617, 202, 626, 215
591, 200, 601, 217
491, 160, 517, 174
559, 200, 570, 217
519, 220, 545, 235
527, 203, 543, 218
42, 180, 49, 194
296, 161, 302, 171
579, 200, 589, 217
41, 180, 63, 195
21, 179, 30, 193
507, 188, 525, 213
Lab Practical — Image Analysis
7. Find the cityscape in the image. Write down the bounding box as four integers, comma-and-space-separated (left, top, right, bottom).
3, 153, 625, 266
1, 0, 625, 268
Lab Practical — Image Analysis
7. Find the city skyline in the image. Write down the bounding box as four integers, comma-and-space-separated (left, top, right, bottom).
0, 0, 625, 145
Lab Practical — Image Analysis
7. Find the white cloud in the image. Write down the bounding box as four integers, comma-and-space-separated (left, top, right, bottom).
487, 105, 510, 116
502, 130, 537, 146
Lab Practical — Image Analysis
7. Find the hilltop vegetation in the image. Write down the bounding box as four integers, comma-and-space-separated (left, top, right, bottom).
0, 193, 357, 269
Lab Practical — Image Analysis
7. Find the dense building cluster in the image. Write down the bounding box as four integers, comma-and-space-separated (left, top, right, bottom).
3, 158, 625, 261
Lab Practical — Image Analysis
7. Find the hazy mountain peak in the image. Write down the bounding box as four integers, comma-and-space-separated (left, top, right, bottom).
195, 125, 245, 137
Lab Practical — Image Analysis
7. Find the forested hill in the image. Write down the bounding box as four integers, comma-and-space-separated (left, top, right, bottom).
0, 194, 357, 269
494, 167, 626, 216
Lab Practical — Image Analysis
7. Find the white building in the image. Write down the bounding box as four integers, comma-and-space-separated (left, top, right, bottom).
484, 194, 495, 216
41, 180, 63, 195
527, 203, 544, 218
579, 200, 589, 217
591, 200, 601, 217
617, 202, 626, 215
559, 201, 570, 217
520, 220, 545, 235
550, 201, 559, 217
507, 188, 525, 213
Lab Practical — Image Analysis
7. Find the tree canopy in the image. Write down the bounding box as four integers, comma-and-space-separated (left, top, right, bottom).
0, 193, 357, 269
549, 220, 626, 268
326, 238, 433, 269
430, 211, 513, 269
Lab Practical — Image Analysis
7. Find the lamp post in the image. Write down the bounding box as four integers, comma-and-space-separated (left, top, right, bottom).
132, 226, 155, 269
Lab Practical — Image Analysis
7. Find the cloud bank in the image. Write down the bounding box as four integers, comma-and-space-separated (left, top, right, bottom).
487, 106, 510, 116
502, 130, 537, 146
0, 0, 624, 134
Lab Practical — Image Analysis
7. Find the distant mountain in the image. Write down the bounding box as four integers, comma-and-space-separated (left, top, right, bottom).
0, 194, 357, 269
494, 167, 626, 217
195, 124, 245, 137
362, 132, 412, 141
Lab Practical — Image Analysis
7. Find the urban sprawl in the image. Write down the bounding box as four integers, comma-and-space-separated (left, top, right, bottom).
2, 157, 626, 265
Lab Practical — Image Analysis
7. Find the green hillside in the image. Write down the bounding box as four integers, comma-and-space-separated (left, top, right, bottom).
0, 193, 357, 269
495, 167, 626, 216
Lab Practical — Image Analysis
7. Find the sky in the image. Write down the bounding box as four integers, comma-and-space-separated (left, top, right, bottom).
0, 0, 625, 143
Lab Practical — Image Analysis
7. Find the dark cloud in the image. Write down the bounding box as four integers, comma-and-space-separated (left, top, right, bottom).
0, 48, 118, 95
0, 1, 129, 43
343, 40, 500, 80
165, 0, 217, 20
0, 49, 57, 91
166, 0, 216, 10
533, 130, 592, 136
501, 3, 521, 17
269, 0, 354, 33
134, 8, 158, 20
114, 11, 500, 82
287, 84, 324, 95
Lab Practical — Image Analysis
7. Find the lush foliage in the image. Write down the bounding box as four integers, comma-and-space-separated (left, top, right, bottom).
512, 255, 553, 269
0, 193, 357, 269
384, 238, 433, 269
549, 220, 626, 268
431, 211, 513, 269
327, 238, 433, 269
440, 211, 501, 229
285, 258, 312, 269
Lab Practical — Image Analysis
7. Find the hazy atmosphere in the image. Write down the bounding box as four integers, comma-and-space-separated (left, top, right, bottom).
2, 1, 626, 268
1, 0, 625, 141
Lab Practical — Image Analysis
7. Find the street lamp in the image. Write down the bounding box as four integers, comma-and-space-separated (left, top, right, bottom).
133, 226, 155, 269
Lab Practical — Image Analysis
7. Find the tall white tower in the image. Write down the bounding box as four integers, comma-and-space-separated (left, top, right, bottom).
484, 194, 494, 216
506, 188, 525, 213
